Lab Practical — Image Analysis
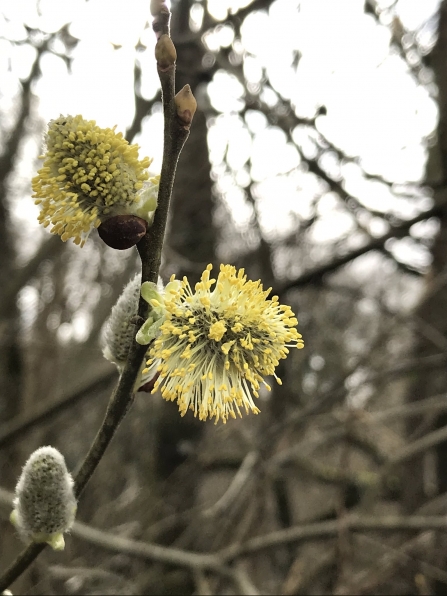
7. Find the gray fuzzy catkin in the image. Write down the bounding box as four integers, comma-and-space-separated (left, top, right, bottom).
102, 274, 164, 367
102, 273, 141, 365
14, 446, 76, 538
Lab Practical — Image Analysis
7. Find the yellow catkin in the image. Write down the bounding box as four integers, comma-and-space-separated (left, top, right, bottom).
32, 115, 157, 246
148, 264, 304, 424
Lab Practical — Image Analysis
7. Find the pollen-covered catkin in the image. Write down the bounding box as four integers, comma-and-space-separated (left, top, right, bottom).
144, 264, 304, 423
32, 115, 159, 246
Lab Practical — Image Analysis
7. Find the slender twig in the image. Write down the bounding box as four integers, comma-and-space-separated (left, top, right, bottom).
203, 451, 259, 518
0, 4, 192, 592
270, 447, 380, 489
368, 393, 447, 423
387, 423, 447, 469
74, 6, 189, 502
0, 543, 47, 592
2, 487, 446, 591
0, 370, 116, 449
0, 236, 61, 320
0, 487, 253, 595
336, 532, 447, 595
219, 515, 447, 561
278, 194, 447, 292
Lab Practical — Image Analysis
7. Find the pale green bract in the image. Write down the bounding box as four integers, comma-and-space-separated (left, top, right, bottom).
136, 279, 181, 345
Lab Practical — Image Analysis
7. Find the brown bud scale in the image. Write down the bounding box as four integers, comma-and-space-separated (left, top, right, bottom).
138, 372, 160, 393
98, 215, 147, 250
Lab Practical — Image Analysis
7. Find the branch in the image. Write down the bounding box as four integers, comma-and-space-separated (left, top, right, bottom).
202, 451, 259, 518
212, 46, 430, 276
74, 0, 190, 506
219, 515, 447, 561
278, 196, 447, 291
0, 236, 60, 320
0, 488, 255, 596
0, 35, 53, 267
0, 369, 116, 449
271, 448, 380, 490
125, 63, 161, 143
0, 3, 192, 591
0, 37, 49, 182
2, 488, 445, 591
364, 0, 433, 96
201, 0, 276, 31
388, 423, 447, 469
370, 392, 447, 423
337, 532, 446, 595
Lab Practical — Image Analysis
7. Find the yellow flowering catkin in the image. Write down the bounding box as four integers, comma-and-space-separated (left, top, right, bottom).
32, 115, 157, 246
144, 264, 304, 424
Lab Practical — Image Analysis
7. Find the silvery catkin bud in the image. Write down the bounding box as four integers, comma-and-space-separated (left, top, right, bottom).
102, 274, 164, 371
11, 446, 76, 550
102, 273, 141, 369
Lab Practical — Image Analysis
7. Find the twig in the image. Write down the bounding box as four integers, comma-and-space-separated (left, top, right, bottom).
74, 3, 190, 498
364, 0, 433, 97
286, 492, 447, 596
0, 487, 211, 570
125, 65, 160, 143
230, 567, 261, 596
219, 515, 447, 561
278, 194, 447, 291
2, 488, 446, 592
281, 544, 336, 595
364, 354, 447, 389
201, 0, 276, 32
369, 393, 447, 423
193, 569, 214, 595
212, 46, 428, 279
387, 423, 447, 469
270, 447, 380, 490
0, 3, 191, 592
0, 487, 253, 595
0, 236, 61, 320
203, 451, 259, 518
336, 532, 447, 595
48, 564, 129, 585
0, 370, 116, 449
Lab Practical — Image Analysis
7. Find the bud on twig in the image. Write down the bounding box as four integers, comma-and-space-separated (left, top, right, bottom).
102, 275, 165, 390
98, 215, 148, 250
174, 85, 197, 128
11, 447, 76, 550
150, 0, 166, 16
155, 34, 176, 70
102, 274, 141, 368
151, 0, 171, 38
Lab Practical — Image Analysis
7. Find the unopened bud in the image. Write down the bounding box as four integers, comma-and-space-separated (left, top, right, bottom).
102, 274, 141, 369
102, 275, 164, 389
155, 34, 176, 70
11, 447, 76, 550
174, 85, 197, 128
98, 214, 148, 250
150, 0, 166, 16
